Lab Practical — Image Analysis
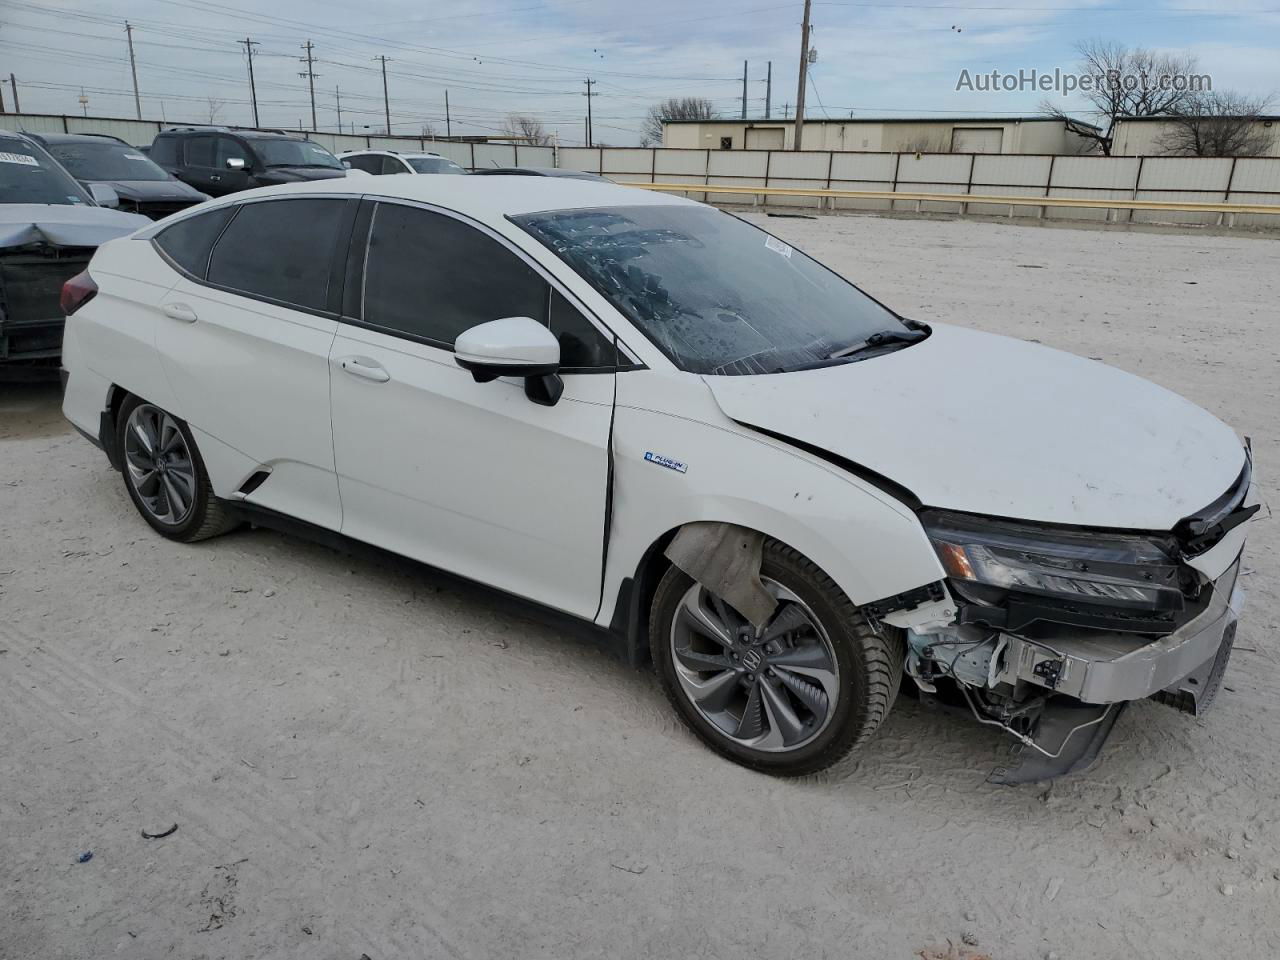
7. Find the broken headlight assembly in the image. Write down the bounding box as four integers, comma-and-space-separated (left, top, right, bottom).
919, 510, 1189, 632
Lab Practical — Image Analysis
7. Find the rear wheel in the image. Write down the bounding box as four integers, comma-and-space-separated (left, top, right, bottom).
651, 539, 904, 776
116, 395, 237, 542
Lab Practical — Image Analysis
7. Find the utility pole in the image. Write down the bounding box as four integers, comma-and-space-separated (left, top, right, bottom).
793, 0, 812, 150
741, 60, 748, 119
9, 74, 20, 113
239, 38, 259, 127
765, 61, 772, 119
375, 55, 392, 134
445, 90, 451, 139
582, 78, 597, 147
299, 41, 319, 131
334, 85, 342, 134
0, 79, 6, 114
125, 22, 141, 119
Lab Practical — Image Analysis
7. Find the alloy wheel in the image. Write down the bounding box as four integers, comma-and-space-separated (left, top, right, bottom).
123, 404, 196, 526
669, 578, 840, 752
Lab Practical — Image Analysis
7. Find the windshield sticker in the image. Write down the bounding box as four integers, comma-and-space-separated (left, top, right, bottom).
764, 235, 792, 258
0, 152, 41, 166
123, 153, 148, 161
644, 451, 688, 474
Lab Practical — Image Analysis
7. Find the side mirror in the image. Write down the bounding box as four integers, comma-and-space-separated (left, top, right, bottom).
454, 316, 563, 406
88, 183, 119, 208
225, 157, 246, 171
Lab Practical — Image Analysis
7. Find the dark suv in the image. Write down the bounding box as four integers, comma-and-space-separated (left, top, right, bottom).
149, 127, 348, 197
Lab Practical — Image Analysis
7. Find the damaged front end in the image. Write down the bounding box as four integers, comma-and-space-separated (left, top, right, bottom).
900, 454, 1256, 784
0, 242, 94, 368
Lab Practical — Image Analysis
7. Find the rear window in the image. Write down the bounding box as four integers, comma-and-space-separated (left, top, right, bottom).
0, 136, 93, 206
407, 157, 465, 175
154, 206, 236, 278
46, 141, 170, 182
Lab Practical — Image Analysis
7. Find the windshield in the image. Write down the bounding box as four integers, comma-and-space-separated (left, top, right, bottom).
253, 139, 344, 169
408, 157, 465, 174
46, 140, 170, 182
0, 137, 94, 206
514, 205, 906, 375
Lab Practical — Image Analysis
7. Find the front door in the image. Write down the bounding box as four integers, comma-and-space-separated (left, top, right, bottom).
329, 201, 618, 618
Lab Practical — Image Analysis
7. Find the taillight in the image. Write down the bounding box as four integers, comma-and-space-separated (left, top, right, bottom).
60, 270, 98, 316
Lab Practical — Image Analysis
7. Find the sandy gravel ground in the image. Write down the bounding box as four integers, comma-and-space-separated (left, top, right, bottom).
1, 213, 1277, 960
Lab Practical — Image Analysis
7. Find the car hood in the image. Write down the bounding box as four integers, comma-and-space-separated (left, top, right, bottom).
257, 167, 348, 182
0, 203, 151, 250
704, 323, 1245, 531
88, 179, 208, 202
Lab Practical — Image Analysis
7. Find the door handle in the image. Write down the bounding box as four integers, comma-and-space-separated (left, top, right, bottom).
338, 356, 391, 383
162, 302, 198, 323
210, 174, 222, 182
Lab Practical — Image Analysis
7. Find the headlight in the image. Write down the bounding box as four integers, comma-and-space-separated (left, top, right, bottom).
920, 510, 1184, 613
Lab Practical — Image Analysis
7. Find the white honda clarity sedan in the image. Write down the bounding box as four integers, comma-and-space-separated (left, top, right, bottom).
60, 176, 1255, 780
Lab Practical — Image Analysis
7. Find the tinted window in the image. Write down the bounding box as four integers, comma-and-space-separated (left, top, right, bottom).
208, 199, 346, 311
406, 157, 465, 175
252, 139, 343, 169
343, 155, 380, 174
185, 135, 215, 167
150, 136, 178, 166
550, 290, 612, 368
379, 156, 407, 175
216, 137, 250, 168
0, 136, 93, 206
47, 141, 170, 181
154, 206, 235, 278
363, 203, 546, 348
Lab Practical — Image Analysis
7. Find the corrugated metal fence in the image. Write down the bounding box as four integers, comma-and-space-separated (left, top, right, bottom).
7, 113, 1280, 228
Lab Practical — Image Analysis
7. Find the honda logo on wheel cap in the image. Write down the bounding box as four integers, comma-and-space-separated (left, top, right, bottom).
742, 648, 763, 671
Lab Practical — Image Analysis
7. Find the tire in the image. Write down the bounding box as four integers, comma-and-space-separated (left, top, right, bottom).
650, 539, 904, 777
115, 394, 239, 543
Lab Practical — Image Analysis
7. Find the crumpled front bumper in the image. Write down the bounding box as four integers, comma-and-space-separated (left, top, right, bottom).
996, 558, 1243, 709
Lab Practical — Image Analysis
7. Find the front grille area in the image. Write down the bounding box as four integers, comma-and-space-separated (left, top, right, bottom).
1175, 456, 1255, 556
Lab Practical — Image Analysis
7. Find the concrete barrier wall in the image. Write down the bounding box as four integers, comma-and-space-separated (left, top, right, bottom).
6, 112, 1278, 227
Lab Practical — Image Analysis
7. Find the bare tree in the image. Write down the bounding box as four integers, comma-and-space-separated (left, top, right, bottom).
502, 115, 551, 146
897, 133, 951, 154
641, 97, 716, 146
1039, 40, 1203, 155
1157, 90, 1277, 157
205, 97, 225, 124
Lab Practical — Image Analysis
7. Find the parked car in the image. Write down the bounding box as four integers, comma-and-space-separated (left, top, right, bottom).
149, 127, 347, 197
339, 150, 466, 176
471, 166, 611, 182
60, 176, 1254, 780
0, 130, 149, 370
29, 132, 209, 220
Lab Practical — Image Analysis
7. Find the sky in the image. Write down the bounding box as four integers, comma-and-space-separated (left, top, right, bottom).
1, 0, 1278, 145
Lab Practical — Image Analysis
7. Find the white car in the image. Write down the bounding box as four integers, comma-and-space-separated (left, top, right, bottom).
60, 177, 1255, 780
339, 150, 465, 176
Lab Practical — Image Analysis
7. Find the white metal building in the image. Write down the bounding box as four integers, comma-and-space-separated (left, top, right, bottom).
1110, 116, 1280, 157
661, 117, 1098, 155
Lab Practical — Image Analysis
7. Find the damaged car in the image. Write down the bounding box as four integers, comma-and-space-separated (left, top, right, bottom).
0, 130, 149, 370
29, 132, 210, 220
59, 176, 1256, 781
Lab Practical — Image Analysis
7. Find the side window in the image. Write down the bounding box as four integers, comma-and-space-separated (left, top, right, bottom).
380, 156, 407, 175
154, 206, 236, 279
346, 155, 378, 174
549, 289, 614, 369
207, 198, 347, 311
216, 136, 250, 169
185, 135, 215, 167
150, 137, 178, 165
363, 203, 546, 347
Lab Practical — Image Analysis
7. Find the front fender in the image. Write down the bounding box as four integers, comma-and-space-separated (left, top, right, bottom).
599, 399, 946, 631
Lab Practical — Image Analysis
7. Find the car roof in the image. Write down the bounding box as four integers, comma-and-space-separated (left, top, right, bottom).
187, 173, 693, 222
28, 132, 132, 146
340, 150, 445, 159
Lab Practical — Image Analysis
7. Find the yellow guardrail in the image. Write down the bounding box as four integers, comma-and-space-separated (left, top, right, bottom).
634, 181, 1280, 219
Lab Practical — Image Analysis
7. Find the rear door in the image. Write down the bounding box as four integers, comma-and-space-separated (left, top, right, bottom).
328, 200, 620, 618
154, 196, 355, 529
179, 134, 221, 194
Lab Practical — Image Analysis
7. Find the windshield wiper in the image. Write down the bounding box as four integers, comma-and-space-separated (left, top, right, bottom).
824, 327, 926, 360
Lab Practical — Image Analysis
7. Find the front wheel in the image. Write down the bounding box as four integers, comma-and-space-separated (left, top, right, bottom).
650, 540, 904, 777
